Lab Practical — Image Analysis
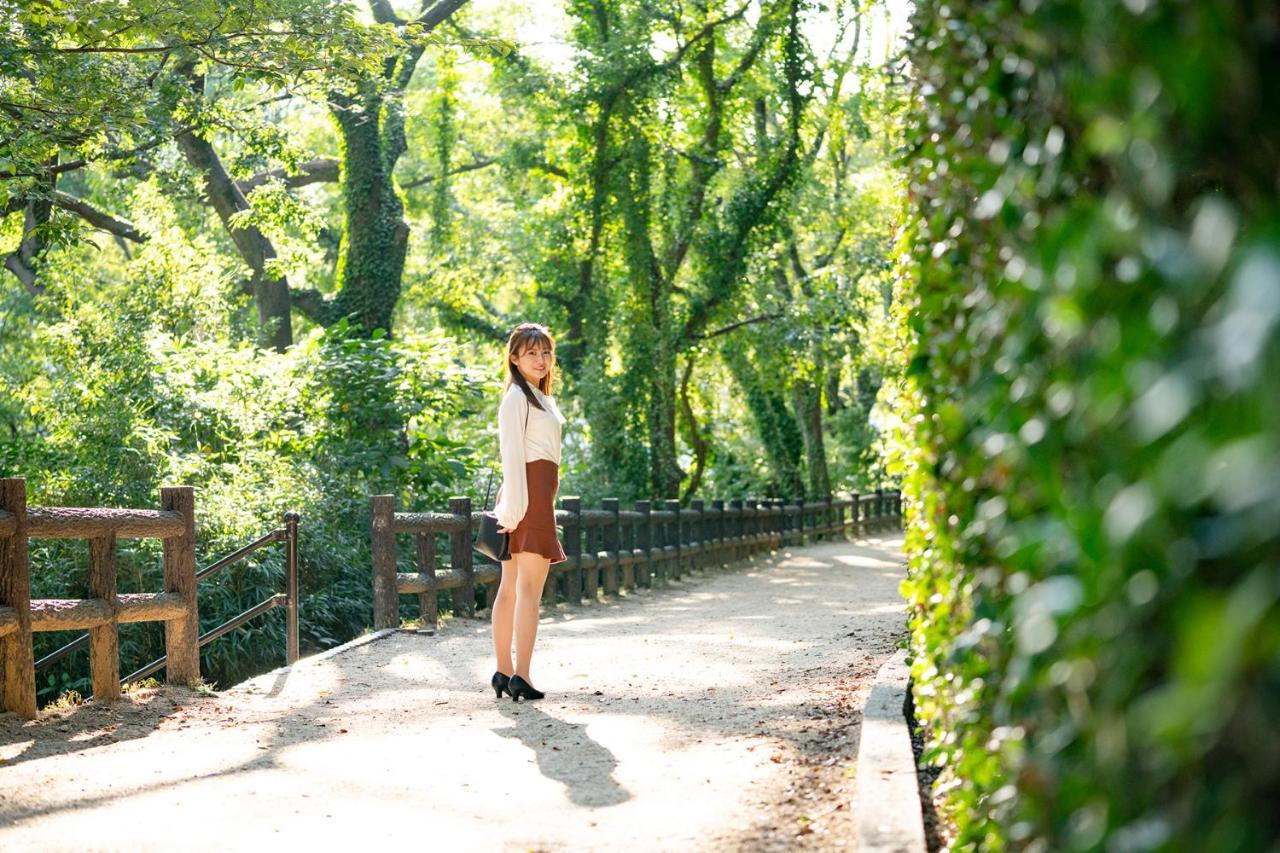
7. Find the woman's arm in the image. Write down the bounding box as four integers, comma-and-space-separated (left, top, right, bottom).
493, 390, 528, 530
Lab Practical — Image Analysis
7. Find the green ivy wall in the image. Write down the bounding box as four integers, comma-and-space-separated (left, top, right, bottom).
896, 0, 1279, 849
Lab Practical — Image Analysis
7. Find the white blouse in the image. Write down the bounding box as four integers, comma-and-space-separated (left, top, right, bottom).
493, 383, 566, 529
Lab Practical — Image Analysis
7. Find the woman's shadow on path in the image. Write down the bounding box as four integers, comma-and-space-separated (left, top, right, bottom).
492, 702, 630, 808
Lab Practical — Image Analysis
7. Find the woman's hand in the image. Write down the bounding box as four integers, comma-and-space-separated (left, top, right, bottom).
498, 526, 515, 534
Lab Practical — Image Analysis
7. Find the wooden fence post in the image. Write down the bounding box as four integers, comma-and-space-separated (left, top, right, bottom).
706, 499, 727, 563
602, 498, 620, 596
583, 514, 599, 601
371, 495, 399, 630
416, 533, 438, 628
543, 516, 557, 605
793, 497, 804, 545
851, 492, 861, 538
665, 500, 681, 580
653, 499, 668, 585
729, 499, 744, 561
562, 497, 583, 602
0, 478, 36, 719
88, 533, 119, 700
634, 500, 651, 588
689, 499, 704, 573
449, 497, 475, 617
284, 510, 300, 664
752, 494, 762, 548
161, 486, 200, 686
761, 498, 772, 550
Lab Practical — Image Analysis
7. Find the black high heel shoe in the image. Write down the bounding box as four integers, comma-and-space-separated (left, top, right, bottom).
508, 674, 545, 702
491, 671, 512, 698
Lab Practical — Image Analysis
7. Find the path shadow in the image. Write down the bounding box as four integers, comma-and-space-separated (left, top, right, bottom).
492, 701, 631, 808
0, 686, 193, 769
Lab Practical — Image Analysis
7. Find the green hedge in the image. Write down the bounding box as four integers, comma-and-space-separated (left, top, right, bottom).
896, 0, 1279, 849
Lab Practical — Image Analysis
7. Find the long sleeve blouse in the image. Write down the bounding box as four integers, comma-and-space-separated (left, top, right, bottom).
493, 383, 566, 530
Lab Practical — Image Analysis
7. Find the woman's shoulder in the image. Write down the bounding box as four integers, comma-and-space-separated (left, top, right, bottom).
500, 384, 529, 411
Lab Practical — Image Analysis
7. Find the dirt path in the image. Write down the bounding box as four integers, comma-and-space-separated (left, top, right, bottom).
0, 534, 906, 851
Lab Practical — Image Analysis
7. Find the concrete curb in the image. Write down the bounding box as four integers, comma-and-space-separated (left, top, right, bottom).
854, 648, 926, 853
230, 628, 399, 689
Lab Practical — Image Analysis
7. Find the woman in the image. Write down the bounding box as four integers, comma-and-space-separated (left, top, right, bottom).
490, 322, 567, 702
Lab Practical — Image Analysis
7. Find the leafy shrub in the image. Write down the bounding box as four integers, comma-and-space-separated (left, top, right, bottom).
894, 1, 1279, 849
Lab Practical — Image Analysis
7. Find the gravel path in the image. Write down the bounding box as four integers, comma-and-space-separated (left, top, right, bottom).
0, 534, 906, 851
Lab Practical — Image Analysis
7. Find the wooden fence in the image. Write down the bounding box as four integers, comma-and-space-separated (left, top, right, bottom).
0, 478, 199, 720
0, 477, 299, 720
371, 489, 903, 630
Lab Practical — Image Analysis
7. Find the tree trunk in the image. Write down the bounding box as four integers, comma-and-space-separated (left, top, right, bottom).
723, 342, 804, 498
175, 103, 294, 351
619, 106, 683, 498
792, 377, 831, 498
329, 90, 410, 336
678, 357, 710, 501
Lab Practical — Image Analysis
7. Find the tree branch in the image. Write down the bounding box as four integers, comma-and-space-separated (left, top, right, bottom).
174, 64, 294, 350
814, 227, 847, 271
2, 253, 40, 297
695, 312, 785, 340
291, 288, 336, 325
399, 155, 496, 188
36, 30, 334, 55
414, 0, 470, 32
50, 191, 148, 243
237, 158, 341, 193
2, 184, 53, 297
432, 300, 507, 340
369, 0, 406, 25
717, 0, 781, 93
0, 135, 168, 181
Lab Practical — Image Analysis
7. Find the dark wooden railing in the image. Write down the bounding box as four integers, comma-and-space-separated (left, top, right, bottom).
0, 478, 299, 719
371, 489, 903, 630
0, 478, 198, 719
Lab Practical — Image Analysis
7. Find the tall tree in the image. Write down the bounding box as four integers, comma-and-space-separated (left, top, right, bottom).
170, 0, 469, 345
449, 0, 811, 499
322, 0, 468, 336
0, 0, 392, 349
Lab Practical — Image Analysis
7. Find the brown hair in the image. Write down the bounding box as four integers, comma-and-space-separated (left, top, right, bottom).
504, 322, 556, 410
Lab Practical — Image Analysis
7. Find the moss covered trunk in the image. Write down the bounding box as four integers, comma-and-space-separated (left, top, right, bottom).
791, 377, 830, 498
723, 342, 804, 497
330, 91, 410, 336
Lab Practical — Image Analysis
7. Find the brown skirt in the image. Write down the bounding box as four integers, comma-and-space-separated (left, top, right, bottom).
497, 459, 567, 564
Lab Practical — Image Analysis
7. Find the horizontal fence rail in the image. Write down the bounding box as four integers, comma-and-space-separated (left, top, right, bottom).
371, 489, 903, 630
0, 478, 299, 719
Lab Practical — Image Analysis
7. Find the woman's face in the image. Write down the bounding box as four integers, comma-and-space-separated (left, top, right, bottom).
512, 341, 554, 383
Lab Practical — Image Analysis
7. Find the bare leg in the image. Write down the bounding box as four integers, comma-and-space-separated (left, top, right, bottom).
491, 559, 517, 675
513, 551, 552, 679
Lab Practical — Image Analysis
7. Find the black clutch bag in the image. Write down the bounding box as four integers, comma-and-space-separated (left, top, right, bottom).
475, 510, 511, 562
474, 471, 510, 562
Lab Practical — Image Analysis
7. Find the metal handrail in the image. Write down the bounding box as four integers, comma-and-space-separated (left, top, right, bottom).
126, 594, 288, 683
34, 511, 300, 683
